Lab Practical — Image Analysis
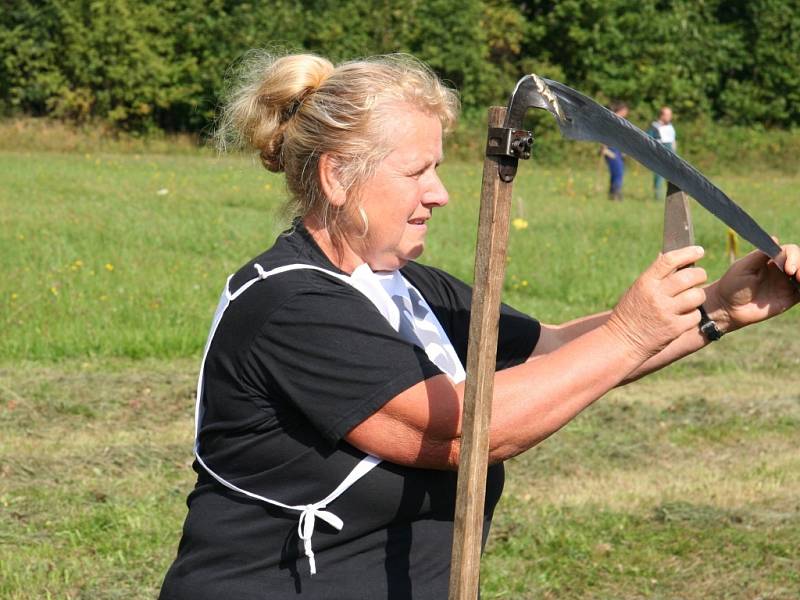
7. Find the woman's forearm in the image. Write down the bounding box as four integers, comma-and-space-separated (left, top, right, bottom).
485, 322, 643, 463
530, 312, 612, 356
534, 281, 732, 383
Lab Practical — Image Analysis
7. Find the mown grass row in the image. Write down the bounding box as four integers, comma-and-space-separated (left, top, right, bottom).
1, 351, 798, 598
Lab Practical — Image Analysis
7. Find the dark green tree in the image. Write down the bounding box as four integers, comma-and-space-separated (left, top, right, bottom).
716, 0, 800, 126
2, 0, 799, 131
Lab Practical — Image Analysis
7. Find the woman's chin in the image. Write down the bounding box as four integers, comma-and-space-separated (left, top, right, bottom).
399, 244, 425, 267
369, 247, 423, 272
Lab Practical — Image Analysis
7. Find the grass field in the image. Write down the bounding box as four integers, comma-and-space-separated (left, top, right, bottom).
1, 147, 799, 598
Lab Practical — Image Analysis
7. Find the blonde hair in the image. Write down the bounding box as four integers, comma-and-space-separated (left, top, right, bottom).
215, 51, 459, 243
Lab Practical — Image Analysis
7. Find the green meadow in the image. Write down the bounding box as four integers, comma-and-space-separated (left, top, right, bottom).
1, 148, 799, 598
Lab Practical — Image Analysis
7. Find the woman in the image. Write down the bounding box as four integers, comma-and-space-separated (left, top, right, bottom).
160, 53, 799, 599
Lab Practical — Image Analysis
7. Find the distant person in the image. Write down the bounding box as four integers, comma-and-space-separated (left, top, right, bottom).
648, 106, 677, 200
601, 101, 629, 201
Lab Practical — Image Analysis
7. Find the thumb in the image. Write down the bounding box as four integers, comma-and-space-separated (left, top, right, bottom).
654, 246, 705, 279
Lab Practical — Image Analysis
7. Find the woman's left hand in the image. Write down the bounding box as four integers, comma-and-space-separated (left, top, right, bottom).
712, 243, 800, 331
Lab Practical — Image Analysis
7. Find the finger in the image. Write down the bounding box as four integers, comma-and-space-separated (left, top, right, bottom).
674, 309, 703, 336
673, 286, 707, 314
663, 267, 708, 296
767, 236, 795, 276
653, 246, 705, 279
778, 244, 800, 277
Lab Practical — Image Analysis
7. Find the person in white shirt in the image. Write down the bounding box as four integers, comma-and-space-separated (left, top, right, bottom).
648, 106, 677, 200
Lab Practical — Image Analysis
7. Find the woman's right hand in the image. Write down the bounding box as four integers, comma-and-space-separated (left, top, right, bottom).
604, 246, 708, 361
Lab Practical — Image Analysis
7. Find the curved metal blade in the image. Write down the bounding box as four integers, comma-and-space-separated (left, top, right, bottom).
509, 75, 783, 263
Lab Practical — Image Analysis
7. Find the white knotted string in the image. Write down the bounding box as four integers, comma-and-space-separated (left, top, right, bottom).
297, 505, 340, 575
297, 506, 341, 575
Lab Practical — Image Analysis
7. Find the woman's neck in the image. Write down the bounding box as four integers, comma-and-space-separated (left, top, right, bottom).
303, 216, 365, 275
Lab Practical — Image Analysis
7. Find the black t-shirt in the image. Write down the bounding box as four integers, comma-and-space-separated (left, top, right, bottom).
160, 222, 540, 600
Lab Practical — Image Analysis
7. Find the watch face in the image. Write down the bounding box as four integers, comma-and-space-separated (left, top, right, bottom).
700, 320, 722, 341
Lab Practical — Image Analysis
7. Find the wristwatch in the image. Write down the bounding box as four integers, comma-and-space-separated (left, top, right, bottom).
698, 305, 723, 342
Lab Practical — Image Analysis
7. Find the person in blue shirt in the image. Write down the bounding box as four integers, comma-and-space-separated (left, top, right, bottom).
648, 106, 677, 200
601, 101, 629, 201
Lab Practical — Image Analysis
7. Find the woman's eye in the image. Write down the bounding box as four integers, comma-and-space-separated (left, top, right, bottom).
407, 162, 438, 178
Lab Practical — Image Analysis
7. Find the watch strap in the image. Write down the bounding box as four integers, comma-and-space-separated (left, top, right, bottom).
698, 304, 723, 341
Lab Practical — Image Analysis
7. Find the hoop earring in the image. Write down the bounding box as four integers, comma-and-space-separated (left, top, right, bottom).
357, 207, 369, 238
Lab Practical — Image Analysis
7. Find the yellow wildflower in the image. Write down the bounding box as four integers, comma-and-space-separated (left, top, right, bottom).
105, 263, 114, 272
512, 218, 529, 230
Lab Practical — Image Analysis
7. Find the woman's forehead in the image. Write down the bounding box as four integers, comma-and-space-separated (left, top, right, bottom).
381, 110, 443, 164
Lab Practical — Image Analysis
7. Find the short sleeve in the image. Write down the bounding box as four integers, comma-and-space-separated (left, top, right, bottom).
401, 263, 540, 370
246, 282, 443, 445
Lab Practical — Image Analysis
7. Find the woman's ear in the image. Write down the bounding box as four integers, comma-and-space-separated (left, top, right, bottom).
318, 153, 347, 207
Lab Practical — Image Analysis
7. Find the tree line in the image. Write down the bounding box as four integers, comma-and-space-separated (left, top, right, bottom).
2, 0, 799, 134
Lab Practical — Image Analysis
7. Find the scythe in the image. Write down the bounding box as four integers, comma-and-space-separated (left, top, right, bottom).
449, 74, 795, 600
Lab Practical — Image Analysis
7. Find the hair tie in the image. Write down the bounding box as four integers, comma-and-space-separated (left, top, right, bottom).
285, 87, 315, 120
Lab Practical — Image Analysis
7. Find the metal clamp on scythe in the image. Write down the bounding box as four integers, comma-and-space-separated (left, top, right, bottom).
485, 127, 533, 182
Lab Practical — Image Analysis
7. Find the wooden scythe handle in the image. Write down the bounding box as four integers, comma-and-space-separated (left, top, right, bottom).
448, 106, 515, 600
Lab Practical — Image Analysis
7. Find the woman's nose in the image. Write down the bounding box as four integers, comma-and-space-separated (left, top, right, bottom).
423, 173, 449, 207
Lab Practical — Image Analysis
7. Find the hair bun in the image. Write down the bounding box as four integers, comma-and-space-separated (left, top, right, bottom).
215, 53, 335, 172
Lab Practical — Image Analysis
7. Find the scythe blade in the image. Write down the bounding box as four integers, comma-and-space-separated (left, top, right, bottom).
505, 75, 785, 266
